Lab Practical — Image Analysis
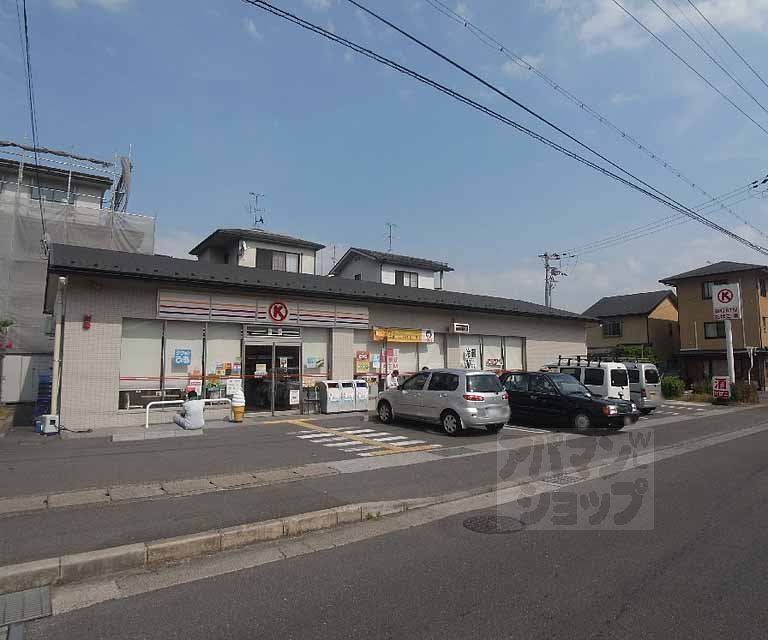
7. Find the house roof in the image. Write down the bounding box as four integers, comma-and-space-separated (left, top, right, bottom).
583, 290, 676, 318
329, 247, 454, 275
46, 243, 593, 322
660, 261, 768, 285
189, 229, 325, 255
0, 158, 113, 187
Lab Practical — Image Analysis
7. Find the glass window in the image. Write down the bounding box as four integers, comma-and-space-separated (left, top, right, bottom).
602, 320, 622, 337
119, 319, 163, 409
395, 270, 418, 287
503, 373, 529, 392
611, 369, 629, 387
119, 319, 162, 391
354, 273, 362, 280
272, 251, 286, 271
402, 372, 429, 390
482, 336, 503, 370
285, 252, 300, 273
761, 279, 767, 297
560, 367, 581, 380
628, 369, 640, 383
206, 323, 242, 397
704, 321, 726, 339
466, 374, 503, 392
419, 334, 445, 370
504, 337, 524, 370
550, 373, 591, 396
584, 368, 605, 386
644, 368, 660, 384
427, 372, 459, 391
164, 321, 204, 391
303, 327, 329, 379
395, 343, 418, 377
256, 249, 272, 269
530, 374, 556, 395
702, 280, 726, 300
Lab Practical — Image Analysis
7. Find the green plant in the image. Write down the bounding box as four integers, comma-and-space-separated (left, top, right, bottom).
661, 375, 684, 399
691, 380, 712, 395
731, 381, 759, 404
613, 345, 658, 364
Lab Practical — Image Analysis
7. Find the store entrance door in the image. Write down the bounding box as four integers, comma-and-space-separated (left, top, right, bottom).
244, 343, 301, 413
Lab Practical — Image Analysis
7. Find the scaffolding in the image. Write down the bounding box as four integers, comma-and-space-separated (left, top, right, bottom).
0, 144, 155, 355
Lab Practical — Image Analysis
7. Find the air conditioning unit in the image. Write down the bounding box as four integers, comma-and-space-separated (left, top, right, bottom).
450, 322, 470, 334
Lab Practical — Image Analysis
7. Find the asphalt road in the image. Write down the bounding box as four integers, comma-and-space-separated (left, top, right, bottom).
24, 416, 768, 639
1, 405, 764, 565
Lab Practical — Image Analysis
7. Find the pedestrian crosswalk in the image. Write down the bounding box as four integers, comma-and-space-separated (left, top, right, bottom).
290, 425, 442, 457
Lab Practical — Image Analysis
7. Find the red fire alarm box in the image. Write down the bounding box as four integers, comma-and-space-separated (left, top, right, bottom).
83, 314, 92, 330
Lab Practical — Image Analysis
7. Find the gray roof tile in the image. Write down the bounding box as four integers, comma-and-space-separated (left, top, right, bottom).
583, 290, 675, 317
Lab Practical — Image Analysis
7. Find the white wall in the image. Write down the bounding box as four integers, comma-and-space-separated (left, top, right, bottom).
380, 264, 436, 289
239, 239, 316, 274
333, 256, 382, 283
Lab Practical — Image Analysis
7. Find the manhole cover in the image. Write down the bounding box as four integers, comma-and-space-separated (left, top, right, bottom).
463, 515, 525, 534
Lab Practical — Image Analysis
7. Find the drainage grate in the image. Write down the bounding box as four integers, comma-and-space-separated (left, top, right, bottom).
463, 515, 525, 534
542, 473, 581, 487
431, 447, 474, 458
0, 587, 51, 627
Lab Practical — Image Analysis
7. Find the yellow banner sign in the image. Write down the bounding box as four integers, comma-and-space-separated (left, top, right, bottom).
372, 327, 434, 343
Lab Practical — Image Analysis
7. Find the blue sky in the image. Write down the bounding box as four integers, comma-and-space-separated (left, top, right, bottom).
2, 0, 768, 311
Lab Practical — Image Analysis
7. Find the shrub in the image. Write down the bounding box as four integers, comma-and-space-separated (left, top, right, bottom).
731, 381, 759, 404
691, 380, 712, 395
661, 375, 684, 399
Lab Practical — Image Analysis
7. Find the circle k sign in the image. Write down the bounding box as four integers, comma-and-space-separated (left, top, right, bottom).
268, 301, 289, 322
712, 283, 741, 320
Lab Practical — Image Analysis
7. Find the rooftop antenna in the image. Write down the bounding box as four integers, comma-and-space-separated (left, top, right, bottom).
248, 192, 265, 228
385, 222, 398, 252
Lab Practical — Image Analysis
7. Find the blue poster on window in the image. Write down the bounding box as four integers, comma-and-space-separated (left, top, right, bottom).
174, 349, 192, 367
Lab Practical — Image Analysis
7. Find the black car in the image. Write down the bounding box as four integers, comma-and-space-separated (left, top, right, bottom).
499, 371, 639, 432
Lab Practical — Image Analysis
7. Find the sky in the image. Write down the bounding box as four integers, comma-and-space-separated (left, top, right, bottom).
2, 0, 768, 312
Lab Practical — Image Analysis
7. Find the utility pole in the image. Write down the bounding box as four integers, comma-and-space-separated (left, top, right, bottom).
538, 252, 570, 308
384, 222, 398, 252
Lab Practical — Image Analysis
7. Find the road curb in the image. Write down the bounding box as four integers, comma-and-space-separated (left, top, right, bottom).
0, 500, 413, 596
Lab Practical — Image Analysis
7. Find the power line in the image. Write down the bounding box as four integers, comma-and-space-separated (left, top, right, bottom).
345, 0, 768, 243
609, 0, 768, 137
241, 0, 768, 259
649, 0, 768, 119
687, 0, 768, 94
422, 0, 768, 242
17, 0, 48, 256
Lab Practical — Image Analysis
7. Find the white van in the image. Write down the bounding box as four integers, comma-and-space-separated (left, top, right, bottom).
545, 357, 632, 402
622, 361, 662, 414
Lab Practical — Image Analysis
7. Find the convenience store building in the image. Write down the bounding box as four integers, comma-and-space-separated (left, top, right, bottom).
44, 239, 593, 431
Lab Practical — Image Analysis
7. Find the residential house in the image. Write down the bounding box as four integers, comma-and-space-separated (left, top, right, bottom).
329, 247, 452, 289
190, 229, 325, 275
660, 261, 768, 387
584, 290, 679, 367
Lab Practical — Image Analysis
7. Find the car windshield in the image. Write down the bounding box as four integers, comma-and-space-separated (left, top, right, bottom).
549, 373, 591, 396
645, 368, 660, 384
466, 374, 503, 392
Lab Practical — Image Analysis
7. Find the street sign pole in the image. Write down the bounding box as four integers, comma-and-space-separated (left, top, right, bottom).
725, 319, 735, 384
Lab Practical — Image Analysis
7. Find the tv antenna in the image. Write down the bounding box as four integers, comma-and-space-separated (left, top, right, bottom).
248, 192, 265, 228
384, 222, 398, 252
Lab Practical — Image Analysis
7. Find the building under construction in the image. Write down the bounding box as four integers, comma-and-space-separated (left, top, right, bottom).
0, 141, 155, 403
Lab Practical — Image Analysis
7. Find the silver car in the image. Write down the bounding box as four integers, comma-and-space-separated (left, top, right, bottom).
377, 368, 510, 435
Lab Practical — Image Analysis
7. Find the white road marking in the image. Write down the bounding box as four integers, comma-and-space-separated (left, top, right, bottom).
341, 445, 382, 452
504, 426, 549, 434
323, 441, 365, 448
388, 440, 426, 447
311, 437, 350, 444
296, 433, 336, 439
332, 429, 377, 435
368, 436, 409, 442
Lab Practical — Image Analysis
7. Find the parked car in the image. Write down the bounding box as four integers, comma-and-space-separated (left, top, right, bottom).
500, 371, 639, 432
622, 361, 662, 413
377, 368, 510, 435
544, 358, 631, 401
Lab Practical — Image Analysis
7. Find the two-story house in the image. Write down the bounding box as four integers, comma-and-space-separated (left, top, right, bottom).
189, 228, 324, 275
328, 247, 452, 289
660, 261, 768, 387
584, 290, 679, 367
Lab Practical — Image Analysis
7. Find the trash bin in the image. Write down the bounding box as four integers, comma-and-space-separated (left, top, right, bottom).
316, 380, 343, 414
353, 380, 369, 411
339, 381, 356, 412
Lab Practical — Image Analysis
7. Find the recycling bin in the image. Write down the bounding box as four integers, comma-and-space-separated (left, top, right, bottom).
353, 380, 369, 411
339, 381, 356, 412
316, 380, 343, 414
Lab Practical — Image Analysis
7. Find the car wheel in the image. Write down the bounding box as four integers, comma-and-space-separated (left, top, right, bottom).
640, 408, 653, 415
572, 412, 591, 434
377, 401, 393, 424
486, 423, 504, 434
441, 411, 463, 436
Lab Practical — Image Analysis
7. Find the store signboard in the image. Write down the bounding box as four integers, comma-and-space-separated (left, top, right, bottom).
372, 327, 435, 343
713, 376, 731, 399
712, 283, 741, 320
355, 351, 371, 375
174, 349, 192, 367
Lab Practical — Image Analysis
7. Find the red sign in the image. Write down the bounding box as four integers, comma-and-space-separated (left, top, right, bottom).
268, 301, 288, 322
713, 376, 731, 399
716, 288, 733, 304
